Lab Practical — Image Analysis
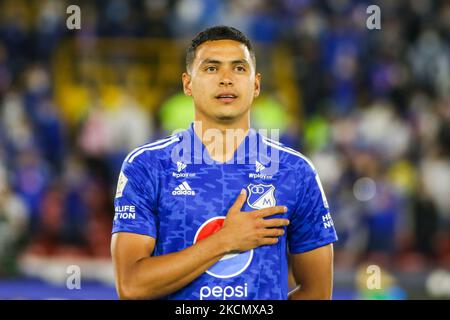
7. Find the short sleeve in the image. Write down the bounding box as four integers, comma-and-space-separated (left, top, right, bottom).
287, 160, 338, 254
112, 155, 159, 238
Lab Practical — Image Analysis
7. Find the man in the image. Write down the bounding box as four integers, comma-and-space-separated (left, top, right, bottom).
111, 26, 338, 300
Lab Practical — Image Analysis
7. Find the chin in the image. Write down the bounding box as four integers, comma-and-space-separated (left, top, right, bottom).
213, 107, 247, 122
215, 116, 237, 123
214, 113, 241, 122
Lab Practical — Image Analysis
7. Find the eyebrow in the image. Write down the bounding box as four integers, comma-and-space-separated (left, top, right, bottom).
200, 58, 250, 66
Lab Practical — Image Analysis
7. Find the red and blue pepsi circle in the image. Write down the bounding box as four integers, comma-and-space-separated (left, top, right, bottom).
193, 216, 253, 278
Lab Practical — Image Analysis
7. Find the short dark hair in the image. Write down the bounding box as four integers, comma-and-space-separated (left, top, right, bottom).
186, 25, 256, 73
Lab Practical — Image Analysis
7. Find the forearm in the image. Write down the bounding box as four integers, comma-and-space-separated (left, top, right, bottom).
118, 231, 229, 299
288, 245, 334, 300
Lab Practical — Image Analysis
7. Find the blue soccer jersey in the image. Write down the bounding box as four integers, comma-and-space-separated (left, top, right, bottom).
112, 123, 338, 300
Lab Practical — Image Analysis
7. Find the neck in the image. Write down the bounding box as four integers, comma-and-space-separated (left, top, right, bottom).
193, 112, 250, 163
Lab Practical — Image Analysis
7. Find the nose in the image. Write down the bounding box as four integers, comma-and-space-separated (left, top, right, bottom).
219, 70, 233, 86
220, 79, 233, 86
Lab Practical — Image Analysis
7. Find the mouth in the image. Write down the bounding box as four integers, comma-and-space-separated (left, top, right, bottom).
215, 93, 238, 104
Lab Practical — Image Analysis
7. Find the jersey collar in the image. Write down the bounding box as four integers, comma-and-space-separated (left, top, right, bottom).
187, 122, 258, 165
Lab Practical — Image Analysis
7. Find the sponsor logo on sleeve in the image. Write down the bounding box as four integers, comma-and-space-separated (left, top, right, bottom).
115, 171, 128, 198
114, 205, 136, 220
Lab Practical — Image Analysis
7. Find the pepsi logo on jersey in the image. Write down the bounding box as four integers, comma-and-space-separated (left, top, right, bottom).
194, 216, 254, 279
194, 216, 253, 299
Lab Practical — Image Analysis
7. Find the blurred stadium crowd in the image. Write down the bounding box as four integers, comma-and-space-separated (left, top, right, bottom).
0, 0, 449, 298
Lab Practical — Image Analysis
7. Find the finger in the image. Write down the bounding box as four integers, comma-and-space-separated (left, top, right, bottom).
255, 206, 287, 218
229, 188, 247, 212
262, 218, 290, 228
262, 228, 285, 237
259, 237, 279, 246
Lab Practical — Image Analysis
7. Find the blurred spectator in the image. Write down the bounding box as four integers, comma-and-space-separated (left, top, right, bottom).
34, 0, 66, 62
412, 180, 439, 257
11, 147, 51, 234
158, 91, 195, 135
0, 44, 12, 95
0, 164, 28, 275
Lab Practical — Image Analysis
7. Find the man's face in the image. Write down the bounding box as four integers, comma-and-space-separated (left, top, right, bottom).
182, 39, 261, 123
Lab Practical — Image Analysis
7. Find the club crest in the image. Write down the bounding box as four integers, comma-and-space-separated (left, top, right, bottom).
246, 184, 276, 209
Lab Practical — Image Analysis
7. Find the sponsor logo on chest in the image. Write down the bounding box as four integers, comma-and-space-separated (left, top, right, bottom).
172, 161, 196, 178
248, 161, 273, 179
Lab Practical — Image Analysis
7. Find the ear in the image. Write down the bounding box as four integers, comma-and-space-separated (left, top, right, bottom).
182, 72, 192, 96
254, 73, 261, 98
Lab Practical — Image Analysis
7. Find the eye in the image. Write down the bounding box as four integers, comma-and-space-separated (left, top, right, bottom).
205, 66, 217, 73
235, 65, 246, 72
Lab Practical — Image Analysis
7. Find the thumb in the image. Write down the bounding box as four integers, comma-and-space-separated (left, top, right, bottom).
229, 188, 247, 212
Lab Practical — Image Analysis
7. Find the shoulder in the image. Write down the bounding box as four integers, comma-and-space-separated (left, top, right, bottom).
258, 135, 317, 174
122, 132, 184, 169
